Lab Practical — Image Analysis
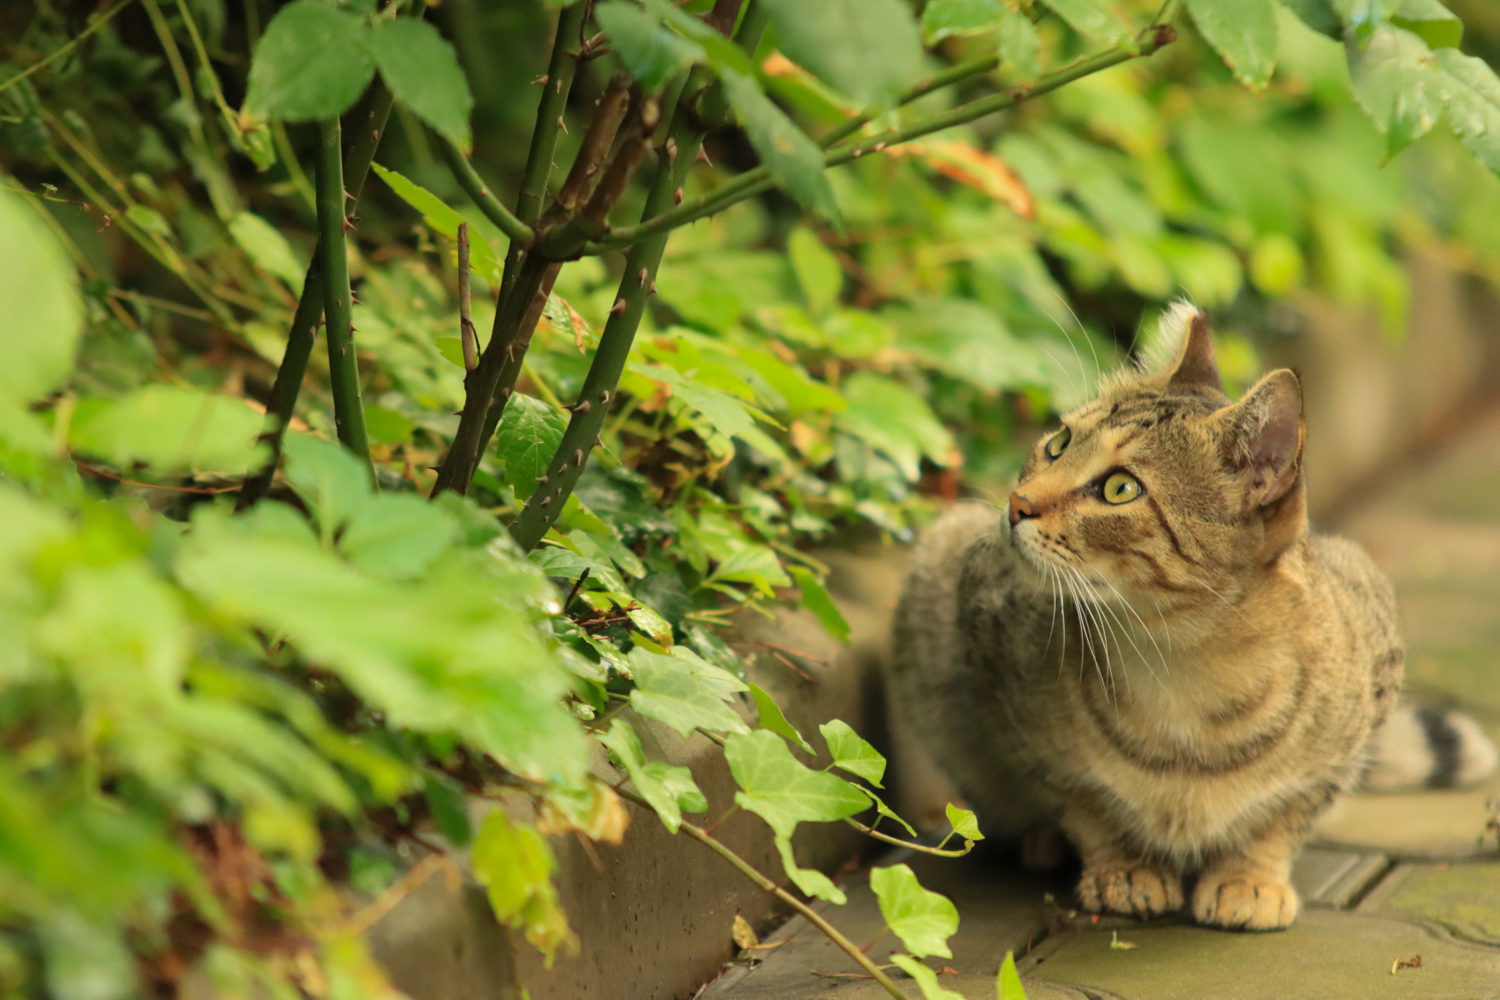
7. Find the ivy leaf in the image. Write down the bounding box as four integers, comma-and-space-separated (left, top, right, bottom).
368, 18, 475, 151
748, 683, 813, 753
470, 809, 573, 962
595, 2, 705, 91
243, 0, 374, 121
921, 0, 1006, 45
629, 649, 750, 737
1186, 0, 1278, 89
775, 834, 846, 904
1038, 0, 1132, 47
599, 720, 706, 833
720, 71, 842, 227
726, 729, 870, 840
819, 720, 885, 787
997, 951, 1030, 1000
945, 802, 985, 842
789, 567, 851, 645
871, 863, 959, 958
1392, 0, 1462, 49
338, 494, 457, 580
889, 955, 967, 1000
868, 789, 917, 837
758, 0, 924, 107
496, 394, 568, 501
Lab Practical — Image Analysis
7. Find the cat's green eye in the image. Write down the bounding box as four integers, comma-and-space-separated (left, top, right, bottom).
1102, 471, 1142, 505
1045, 427, 1071, 459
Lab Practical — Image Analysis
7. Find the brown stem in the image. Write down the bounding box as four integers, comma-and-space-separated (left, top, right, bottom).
457, 223, 477, 372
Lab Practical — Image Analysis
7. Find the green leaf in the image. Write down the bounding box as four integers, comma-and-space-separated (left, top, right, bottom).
997, 951, 1029, 1000
1282, 0, 1343, 38
1431, 46, 1500, 172
787, 228, 842, 317
998, 11, 1044, 84
599, 719, 706, 833
595, 2, 705, 91
1186, 0, 1278, 88
1391, 0, 1460, 48
818, 719, 884, 787
243, 0, 374, 121
282, 434, 372, 541
922, 0, 1006, 45
368, 18, 475, 150
871, 863, 959, 958
228, 211, 305, 292
424, 773, 472, 846
470, 809, 572, 962
495, 393, 568, 501
759, 0, 924, 107
69, 386, 267, 474
371, 163, 502, 282
338, 494, 457, 579
719, 71, 841, 227
774, 833, 846, 903
945, 802, 984, 841
629, 649, 750, 737
789, 566, 851, 645
1039, 0, 1132, 46
836, 372, 955, 481
889, 955, 967, 1000
748, 683, 813, 753
726, 729, 869, 840
868, 789, 918, 837
0, 190, 81, 406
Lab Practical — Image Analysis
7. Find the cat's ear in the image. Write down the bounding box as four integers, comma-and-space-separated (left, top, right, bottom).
1219, 369, 1303, 506
1164, 307, 1224, 396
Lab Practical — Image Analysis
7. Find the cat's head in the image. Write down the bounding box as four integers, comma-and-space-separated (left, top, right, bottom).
1008, 303, 1306, 605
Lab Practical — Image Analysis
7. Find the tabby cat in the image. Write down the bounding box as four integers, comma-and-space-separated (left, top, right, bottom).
890, 304, 1496, 931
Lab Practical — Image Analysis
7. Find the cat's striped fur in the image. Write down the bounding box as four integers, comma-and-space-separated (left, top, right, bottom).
889, 304, 1497, 930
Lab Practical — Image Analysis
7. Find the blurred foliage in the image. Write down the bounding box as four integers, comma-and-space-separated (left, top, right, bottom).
4, 0, 1500, 997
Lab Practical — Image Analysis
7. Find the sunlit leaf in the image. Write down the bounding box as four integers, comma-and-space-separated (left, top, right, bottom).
629, 649, 750, 737
871, 863, 959, 958
748, 683, 813, 753
283, 434, 373, 542
997, 951, 1030, 1000
0, 190, 81, 412
598, 719, 706, 833
726, 729, 869, 840
471, 809, 575, 963
371, 163, 503, 282
819, 719, 886, 786
69, 387, 267, 474
774, 833, 846, 904
889, 955, 967, 1000
338, 494, 457, 579
1392, 0, 1462, 49
1186, 0, 1278, 89
1039, 0, 1132, 47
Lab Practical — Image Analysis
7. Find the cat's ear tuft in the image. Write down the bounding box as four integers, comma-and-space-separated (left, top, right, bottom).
1221, 369, 1303, 505
1165, 308, 1223, 396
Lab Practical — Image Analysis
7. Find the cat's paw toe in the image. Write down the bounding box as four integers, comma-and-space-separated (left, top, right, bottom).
1077, 864, 1182, 919
1192, 874, 1298, 931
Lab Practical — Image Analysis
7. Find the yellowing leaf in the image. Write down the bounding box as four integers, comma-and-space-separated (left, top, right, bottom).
888, 140, 1034, 219
471, 810, 576, 965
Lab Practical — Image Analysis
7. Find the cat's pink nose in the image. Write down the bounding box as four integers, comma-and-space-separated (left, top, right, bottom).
1008, 493, 1037, 527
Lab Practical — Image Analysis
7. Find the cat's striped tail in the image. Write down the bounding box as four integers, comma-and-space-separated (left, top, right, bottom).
1364, 706, 1499, 791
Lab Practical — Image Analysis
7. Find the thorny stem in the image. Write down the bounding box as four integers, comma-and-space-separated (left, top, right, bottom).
584, 22, 1177, 254
316, 117, 374, 478
614, 786, 909, 1000
458, 223, 477, 371
843, 818, 974, 858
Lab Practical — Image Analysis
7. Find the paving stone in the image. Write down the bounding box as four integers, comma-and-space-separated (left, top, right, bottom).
1291, 846, 1390, 908
1365, 861, 1500, 947
1023, 908, 1500, 1000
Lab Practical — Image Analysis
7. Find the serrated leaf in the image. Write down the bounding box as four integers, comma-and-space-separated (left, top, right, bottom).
720, 71, 841, 227
228, 211, 305, 292
629, 649, 749, 737
945, 802, 984, 841
871, 864, 959, 958
369, 18, 474, 150
1392, 0, 1461, 49
599, 719, 706, 833
997, 951, 1029, 1000
748, 683, 813, 752
922, 0, 1006, 45
338, 494, 457, 579
1039, 0, 1132, 46
726, 729, 869, 840
819, 719, 885, 786
890, 955, 967, 1000
495, 393, 567, 501
282, 433, 372, 541
759, 0, 924, 107
371, 163, 502, 282
999, 10, 1043, 83
774, 833, 846, 903
789, 566, 851, 644
596, 2, 705, 91
1432, 46, 1500, 172
1186, 0, 1278, 88
787, 227, 842, 317
243, 0, 374, 121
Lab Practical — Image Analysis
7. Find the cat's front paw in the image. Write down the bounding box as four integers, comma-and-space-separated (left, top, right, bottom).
1077, 863, 1182, 919
1192, 873, 1298, 931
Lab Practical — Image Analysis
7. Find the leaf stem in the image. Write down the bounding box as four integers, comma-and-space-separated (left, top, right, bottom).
316, 116, 373, 478
817, 53, 1001, 150
843, 818, 974, 858
614, 787, 909, 1000
437, 136, 536, 244
584, 24, 1176, 254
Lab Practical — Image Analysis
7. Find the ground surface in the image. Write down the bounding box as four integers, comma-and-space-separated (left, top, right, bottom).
701, 406, 1500, 1000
